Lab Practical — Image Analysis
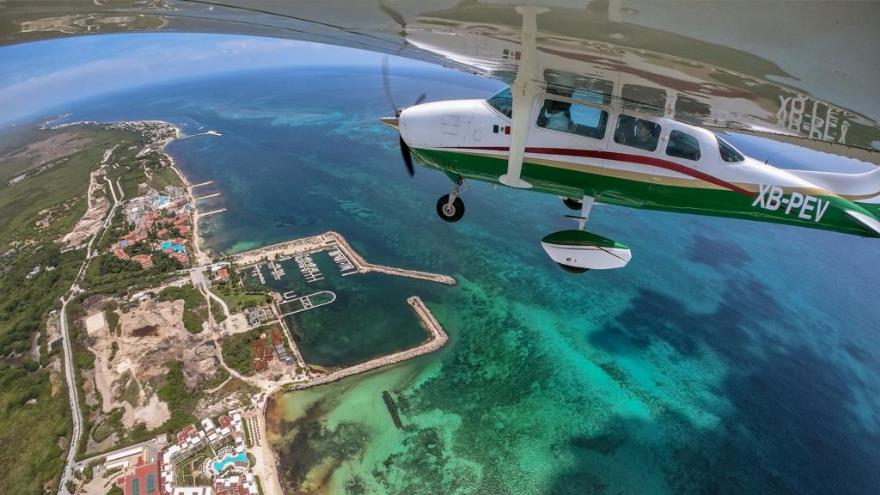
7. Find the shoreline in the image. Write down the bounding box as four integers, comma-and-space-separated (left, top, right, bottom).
50, 119, 214, 265
260, 295, 449, 495
47, 119, 452, 495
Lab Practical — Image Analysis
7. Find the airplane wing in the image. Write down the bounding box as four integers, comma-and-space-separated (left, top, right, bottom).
1, 0, 878, 164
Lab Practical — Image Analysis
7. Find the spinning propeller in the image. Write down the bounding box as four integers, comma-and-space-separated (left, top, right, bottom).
382, 55, 425, 177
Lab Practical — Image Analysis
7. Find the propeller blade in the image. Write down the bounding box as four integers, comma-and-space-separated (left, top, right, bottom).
381, 55, 399, 116
413, 92, 427, 106
399, 135, 415, 177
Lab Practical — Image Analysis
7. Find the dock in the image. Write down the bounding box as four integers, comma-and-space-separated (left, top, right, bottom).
194, 192, 221, 201
199, 208, 226, 218
190, 180, 213, 188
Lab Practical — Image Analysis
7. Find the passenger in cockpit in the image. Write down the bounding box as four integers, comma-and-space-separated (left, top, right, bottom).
632, 120, 654, 148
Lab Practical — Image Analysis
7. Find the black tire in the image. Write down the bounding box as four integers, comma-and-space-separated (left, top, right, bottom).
557, 263, 589, 274
562, 197, 582, 211
436, 195, 465, 223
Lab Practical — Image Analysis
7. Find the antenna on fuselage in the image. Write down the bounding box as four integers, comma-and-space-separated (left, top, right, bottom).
499, 5, 548, 189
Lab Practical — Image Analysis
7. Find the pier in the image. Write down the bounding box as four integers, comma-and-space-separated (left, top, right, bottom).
199, 208, 227, 218
194, 192, 221, 201
278, 290, 336, 316
190, 180, 213, 188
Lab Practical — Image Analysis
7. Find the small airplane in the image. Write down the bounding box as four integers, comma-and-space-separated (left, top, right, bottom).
379, 10, 880, 273
6, 2, 880, 273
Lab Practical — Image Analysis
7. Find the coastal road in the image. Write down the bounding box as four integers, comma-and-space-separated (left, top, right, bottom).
57, 296, 83, 495
57, 154, 120, 494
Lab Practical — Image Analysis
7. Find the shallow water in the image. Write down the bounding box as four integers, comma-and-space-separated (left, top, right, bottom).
57, 66, 880, 494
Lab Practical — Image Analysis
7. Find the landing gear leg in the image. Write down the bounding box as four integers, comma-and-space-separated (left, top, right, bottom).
555, 195, 595, 273
565, 195, 594, 231
436, 177, 466, 223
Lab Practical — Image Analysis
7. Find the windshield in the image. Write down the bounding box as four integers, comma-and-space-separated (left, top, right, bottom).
486, 87, 513, 118
717, 136, 745, 162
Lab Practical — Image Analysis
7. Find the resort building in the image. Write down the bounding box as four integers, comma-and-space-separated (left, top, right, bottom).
172, 487, 213, 495
156, 410, 254, 495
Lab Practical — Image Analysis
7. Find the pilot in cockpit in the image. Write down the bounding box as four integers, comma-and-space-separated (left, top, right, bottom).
541, 100, 573, 132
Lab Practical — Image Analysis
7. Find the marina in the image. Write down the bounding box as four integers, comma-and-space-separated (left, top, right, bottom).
233, 232, 453, 368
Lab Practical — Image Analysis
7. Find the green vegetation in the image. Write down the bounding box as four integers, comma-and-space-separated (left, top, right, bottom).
203, 366, 230, 390
82, 251, 176, 296
108, 341, 119, 362
159, 285, 208, 333
174, 445, 212, 486
0, 128, 131, 247
0, 246, 82, 355
95, 208, 128, 253
213, 284, 271, 312
150, 165, 184, 190
211, 298, 227, 324
107, 484, 123, 495
156, 361, 198, 433
105, 304, 119, 335
150, 250, 183, 272
242, 415, 253, 447
220, 325, 275, 376
91, 407, 123, 444
0, 364, 70, 495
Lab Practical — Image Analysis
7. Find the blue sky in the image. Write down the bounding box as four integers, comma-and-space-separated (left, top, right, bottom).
0, 33, 427, 125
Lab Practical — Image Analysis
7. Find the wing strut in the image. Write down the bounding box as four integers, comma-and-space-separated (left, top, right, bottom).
499, 5, 548, 189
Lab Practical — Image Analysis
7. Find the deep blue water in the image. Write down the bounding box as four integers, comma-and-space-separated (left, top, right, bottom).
51, 66, 880, 494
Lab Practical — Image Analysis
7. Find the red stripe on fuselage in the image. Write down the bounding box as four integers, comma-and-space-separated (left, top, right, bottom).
443, 146, 754, 197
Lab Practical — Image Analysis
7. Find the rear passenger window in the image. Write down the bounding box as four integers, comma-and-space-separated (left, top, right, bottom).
536, 99, 608, 139
614, 115, 661, 151
666, 130, 701, 161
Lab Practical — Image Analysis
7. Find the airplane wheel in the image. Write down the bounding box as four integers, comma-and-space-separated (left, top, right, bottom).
557, 263, 589, 274
562, 197, 582, 211
436, 195, 465, 223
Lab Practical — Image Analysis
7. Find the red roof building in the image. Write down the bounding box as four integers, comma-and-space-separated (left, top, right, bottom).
131, 254, 154, 270
113, 247, 130, 260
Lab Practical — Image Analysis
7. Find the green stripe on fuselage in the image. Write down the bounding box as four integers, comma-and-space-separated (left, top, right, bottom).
411, 147, 880, 238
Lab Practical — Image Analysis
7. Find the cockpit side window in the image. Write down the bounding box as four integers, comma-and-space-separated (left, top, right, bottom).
717, 136, 745, 163
614, 115, 661, 152
487, 87, 513, 118
666, 130, 701, 161
535, 99, 608, 139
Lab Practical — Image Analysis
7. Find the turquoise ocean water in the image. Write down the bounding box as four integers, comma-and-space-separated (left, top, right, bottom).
53, 66, 880, 494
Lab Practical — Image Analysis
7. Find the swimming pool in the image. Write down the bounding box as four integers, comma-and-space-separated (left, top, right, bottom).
212, 452, 248, 473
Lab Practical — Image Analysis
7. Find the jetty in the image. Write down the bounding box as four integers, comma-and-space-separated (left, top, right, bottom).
194, 192, 221, 201
286, 296, 448, 391
200, 208, 227, 218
